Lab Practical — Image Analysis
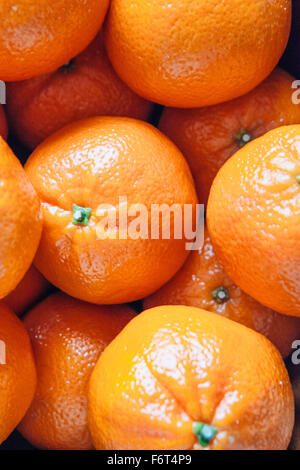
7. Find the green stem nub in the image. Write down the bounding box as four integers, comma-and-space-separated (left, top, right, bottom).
60, 59, 76, 73
193, 422, 218, 447
211, 286, 230, 304
235, 129, 252, 148
296, 175, 300, 184
72, 204, 91, 226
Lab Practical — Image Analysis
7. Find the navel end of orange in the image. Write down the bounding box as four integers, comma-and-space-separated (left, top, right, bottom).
193, 422, 218, 447
72, 204, 91, 226
211, 286, 230, 304
235, 129, 252, 148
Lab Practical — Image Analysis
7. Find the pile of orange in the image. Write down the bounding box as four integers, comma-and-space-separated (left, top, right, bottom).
0, 0, 298, 451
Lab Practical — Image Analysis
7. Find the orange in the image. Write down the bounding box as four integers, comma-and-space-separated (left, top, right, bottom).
0, 1, 109, 81
3, 265, 52, 316
18, 292, 135, 450
144, 227, 300, 358
159, 68, 300, 206
88, 305, 294, 450
6, 32, 153, 150
0, 137, 42, 299
207, 125, 300, 317
25, 117, 198, 304
0, 302, 36, 444
105, 0, 291, 107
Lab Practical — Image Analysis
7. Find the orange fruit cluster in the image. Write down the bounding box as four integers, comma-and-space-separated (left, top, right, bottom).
0, 0, 298, 451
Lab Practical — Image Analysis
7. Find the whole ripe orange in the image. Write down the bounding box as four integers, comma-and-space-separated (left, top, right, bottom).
207, 125, 300, 317
0, 302, 36, 444
144, 227, 300, 358
18, 292, 135, 450
0, 138, 42, 299
6, 32, 153, 150
3, 265, 52, 316
88, 306, 294, 450
105, 0, 291, 108
159, 68, 300, 206
25, 117, 198, 304
0, 1, 109, 81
